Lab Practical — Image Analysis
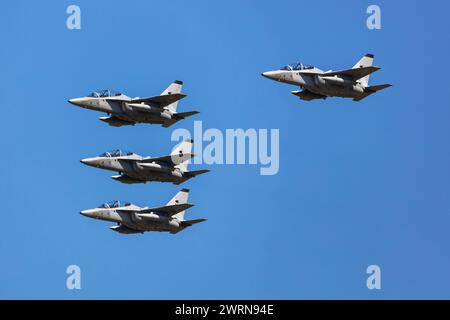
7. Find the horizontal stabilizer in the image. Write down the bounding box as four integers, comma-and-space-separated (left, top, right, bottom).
170, 218, 207, 234
353, 84, 392, 101
162, 111, 199, 128
174, 169, 210, 185
173, 111, 199, 119
365, 84, 392, 92
184, 169, 210, 178
322, 66, 381, 80
181, 218, 207, 226
131, 93, 187, 106
138, 203, 194, 216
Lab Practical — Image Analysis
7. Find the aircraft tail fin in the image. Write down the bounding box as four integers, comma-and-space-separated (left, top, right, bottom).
167, 189, 190, 221
172, 139, 193, 172
352, 54, 374, 87
161, 80, 183, 113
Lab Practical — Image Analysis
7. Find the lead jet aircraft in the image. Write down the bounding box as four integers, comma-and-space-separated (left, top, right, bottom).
80, 139, 209, 184
262, 54, 391, 101
80, 189, 206, 234
68, 81, 198, 127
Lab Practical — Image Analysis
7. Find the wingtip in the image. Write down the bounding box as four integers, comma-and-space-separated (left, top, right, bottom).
181, 188, 190, 192
174, 80, 183, 85
365, 53, 374, 58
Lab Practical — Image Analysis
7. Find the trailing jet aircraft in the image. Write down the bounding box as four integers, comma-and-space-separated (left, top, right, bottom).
80, 189, 206, 234
68, 81, 198, 127
262, 54, 391, 101
80, 139, 209, 185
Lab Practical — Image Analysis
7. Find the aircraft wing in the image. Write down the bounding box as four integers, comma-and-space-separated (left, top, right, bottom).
321, 66, 380, 80
162, 119, 178, 128
291, 89, 327, 101
99, 116, 135, 127
130, 93, 187, 106
110, 224, 143, 234
138, 203, 194, 216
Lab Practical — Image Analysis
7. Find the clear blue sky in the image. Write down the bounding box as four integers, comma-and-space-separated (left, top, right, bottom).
1, 0, 450, 299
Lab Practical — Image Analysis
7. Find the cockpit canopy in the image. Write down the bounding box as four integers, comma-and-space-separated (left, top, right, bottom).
280, 63, 314, 71
98, 149, 133, 157
88, 89, 122, 98
98, 200, 131, 209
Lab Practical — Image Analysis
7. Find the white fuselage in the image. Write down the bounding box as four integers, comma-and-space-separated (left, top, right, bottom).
80, 206, 181, 233
69, 95, 173, 125
262, 69, 365, 99
80, 155, 186, 184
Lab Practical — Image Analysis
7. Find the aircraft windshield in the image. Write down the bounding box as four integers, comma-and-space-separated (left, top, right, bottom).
280, 63, 314, 71
99, 200, 131, 209
88, 90, 122, 98
98, 149, 133, 157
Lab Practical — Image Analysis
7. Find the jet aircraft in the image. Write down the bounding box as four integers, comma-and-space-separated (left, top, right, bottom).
68, 81, 198, 127
80, 189, 206, 234
80, 139, 209, 185
262, 54, 391, 101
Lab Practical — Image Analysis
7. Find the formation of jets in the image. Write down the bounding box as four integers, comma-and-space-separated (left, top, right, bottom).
70, 81, 208, 234
70, 54, 390, 235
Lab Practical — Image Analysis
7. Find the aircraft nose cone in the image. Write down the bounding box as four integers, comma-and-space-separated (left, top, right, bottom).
261, 71, 279, 80
68, 98, 85, 107
80, 158, 97, 166
80, 210, 88, 216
